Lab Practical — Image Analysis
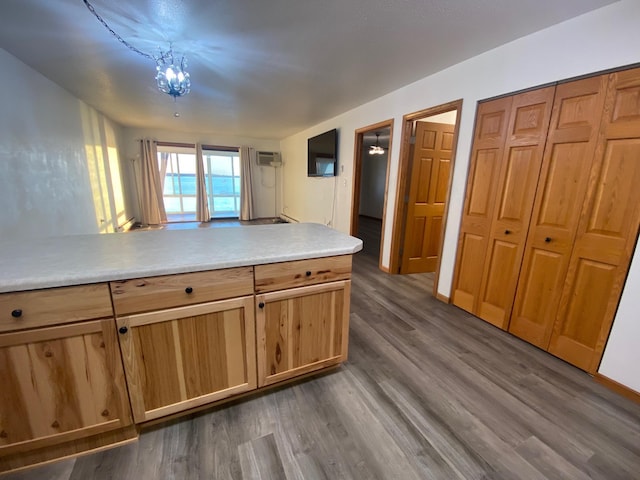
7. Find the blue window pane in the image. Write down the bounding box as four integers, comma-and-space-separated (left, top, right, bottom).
180, 174, 197, 195
234, 178, 240, 193
212, 176, 234, 195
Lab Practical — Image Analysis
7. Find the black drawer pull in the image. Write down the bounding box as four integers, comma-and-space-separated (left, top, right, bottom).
504, 230, 511, 235
545, 237, 552, 243
305, 271, 312, 277
258, 302, 265, 309
118, 326, 128, 334
11, 309, 22, 318
185, 287, 193, 294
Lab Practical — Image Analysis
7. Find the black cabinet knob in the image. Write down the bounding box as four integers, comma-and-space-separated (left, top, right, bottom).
545, 237, 552, 243
11, 309, 22, 318
305, 271, 312, 277
118, 326, 128, 334
258, 302, 265, 309
185, 287, 193, 294
504, 230, 511, 235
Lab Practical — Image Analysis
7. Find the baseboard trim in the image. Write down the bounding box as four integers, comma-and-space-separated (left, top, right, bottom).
435, 293, 450, 304
279, 214, 299, 223
594, 373, 640, 404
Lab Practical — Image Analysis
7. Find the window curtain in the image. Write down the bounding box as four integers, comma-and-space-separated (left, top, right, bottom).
195, 144, 210, 222
239, 146, 255, 221
138, 139, 167, 225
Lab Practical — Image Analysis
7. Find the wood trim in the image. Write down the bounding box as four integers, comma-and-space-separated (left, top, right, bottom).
118, 296, 254, 328
0, 425, 138, 474
435, 293, 450, 304
139, 366, 342, 430
594, 374, 640, 404
260, 355, 343, 387
256, 280, 349, 304
201, 144, 239, 152
388, 99, 463, 300
351, 118, 394, 275
0, 419, 123, 457
0, 319, 106, 347
156, 141, 196, 148
142, 381, 256, 422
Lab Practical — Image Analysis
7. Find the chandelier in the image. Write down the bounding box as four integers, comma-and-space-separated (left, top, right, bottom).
155, 50, 191, 98
83, 0, 191, 100
369, 132, 385, 155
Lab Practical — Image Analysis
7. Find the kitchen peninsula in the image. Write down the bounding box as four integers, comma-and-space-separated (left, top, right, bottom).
0, 223, 362, 473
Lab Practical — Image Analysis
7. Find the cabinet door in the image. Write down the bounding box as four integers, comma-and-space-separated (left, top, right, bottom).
256, 280, 351, 387
452, 96, 513, 313
116, 297, 256, 423
549, 68, 640, 373
0, 320, 132, 456
509, 75, 608, 348
476, 86, 555, 329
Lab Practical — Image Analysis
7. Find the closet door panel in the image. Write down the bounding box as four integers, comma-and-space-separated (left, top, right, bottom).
452, 97, 512, 313
550, 68, 640, 372
510, 75, 609, 347
477, 87, 555, 329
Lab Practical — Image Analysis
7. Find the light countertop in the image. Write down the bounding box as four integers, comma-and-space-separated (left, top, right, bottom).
0, 223, 363, 293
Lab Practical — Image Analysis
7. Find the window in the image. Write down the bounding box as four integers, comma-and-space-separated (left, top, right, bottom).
157, 144, 197, 221
202, 147, 241, 218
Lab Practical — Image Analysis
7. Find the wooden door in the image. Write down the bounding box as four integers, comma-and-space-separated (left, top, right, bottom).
549, 68, 640, 373
256, 280, 351, 387
476, 87, 555, 329
401, 121, 455, 273
452, 96, 513, 312
0, 320, 132, 455
509, 75, 609, 348
116, 297, 256, 423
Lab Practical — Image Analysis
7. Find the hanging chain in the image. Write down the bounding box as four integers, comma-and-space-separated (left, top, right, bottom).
82, 0, 167, 62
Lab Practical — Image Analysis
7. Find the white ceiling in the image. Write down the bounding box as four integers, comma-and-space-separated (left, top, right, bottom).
0, 0, 616, 139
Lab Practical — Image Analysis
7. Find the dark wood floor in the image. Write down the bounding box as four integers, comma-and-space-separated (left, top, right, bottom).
6, 222, 640, 479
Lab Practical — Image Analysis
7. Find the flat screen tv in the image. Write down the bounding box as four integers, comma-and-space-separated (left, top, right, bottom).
308, 128, 338, 177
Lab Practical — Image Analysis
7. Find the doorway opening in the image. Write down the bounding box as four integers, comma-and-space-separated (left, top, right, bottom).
351, 119, 394, 269
389, 99, 463, 301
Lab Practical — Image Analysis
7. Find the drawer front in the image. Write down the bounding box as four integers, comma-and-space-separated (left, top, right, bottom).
110, 267, 254, 316
0, 284, 113, 333
254, 255, 352, 293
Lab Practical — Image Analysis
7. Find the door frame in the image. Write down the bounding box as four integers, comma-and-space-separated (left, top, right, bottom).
351, 119, 394, 272
389, 99, 463, 300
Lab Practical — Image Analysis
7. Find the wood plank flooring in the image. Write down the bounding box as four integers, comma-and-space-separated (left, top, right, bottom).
5, 224, 640, 479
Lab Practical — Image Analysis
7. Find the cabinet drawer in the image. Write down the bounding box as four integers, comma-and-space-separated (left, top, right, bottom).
0, 284, 113, 333
254, 255, 352, 293
110, 267, 254, 316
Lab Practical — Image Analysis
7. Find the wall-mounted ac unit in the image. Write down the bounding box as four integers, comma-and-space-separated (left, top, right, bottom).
256, 151, 282, 167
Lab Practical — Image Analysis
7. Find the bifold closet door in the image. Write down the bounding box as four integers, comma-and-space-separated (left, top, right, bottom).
548, 68, 640, 373
509, 75, 609, 349
475, 87, 555, 329
452, 97, 512, 313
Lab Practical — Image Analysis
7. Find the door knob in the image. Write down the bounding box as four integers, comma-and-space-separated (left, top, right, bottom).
258, 302, 265, 309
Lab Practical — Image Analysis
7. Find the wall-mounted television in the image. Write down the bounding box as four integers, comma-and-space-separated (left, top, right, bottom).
308, 128, 338, 177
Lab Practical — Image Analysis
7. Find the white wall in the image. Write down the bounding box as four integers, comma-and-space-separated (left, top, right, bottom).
359, 151, 387, 219
0, 48, 132, 240
279, 0, 640, 393
121, 128, 281, 220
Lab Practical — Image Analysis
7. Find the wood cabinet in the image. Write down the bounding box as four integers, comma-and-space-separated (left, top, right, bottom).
0, 288, 134, 471
111, 268, 257, 423
256, 280, 351, 387
453, 67, 640, 373
116, 297, 256, 423
255, 254, 352, 388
